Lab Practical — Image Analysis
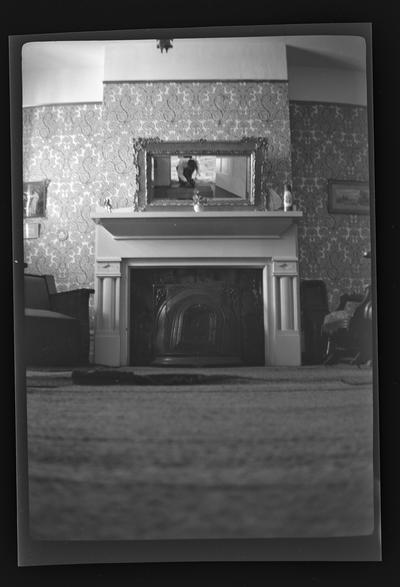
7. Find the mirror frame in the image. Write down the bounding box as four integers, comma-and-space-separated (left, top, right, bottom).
133, 138, 268, 210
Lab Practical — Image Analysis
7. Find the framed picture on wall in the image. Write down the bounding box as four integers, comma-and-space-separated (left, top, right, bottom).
327, 179, 370, 215
24, 222, 40, 239
23, 179, 50, 218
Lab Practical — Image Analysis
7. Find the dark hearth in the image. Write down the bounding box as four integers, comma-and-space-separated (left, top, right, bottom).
152, 282, 241, 366
130, 267, 264, 366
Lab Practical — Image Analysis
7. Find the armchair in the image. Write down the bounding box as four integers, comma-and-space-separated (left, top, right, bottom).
24, 273, 94, 366
321, 286, 372, 365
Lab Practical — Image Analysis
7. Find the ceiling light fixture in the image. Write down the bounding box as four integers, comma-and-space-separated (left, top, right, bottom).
156, 39, 173, 53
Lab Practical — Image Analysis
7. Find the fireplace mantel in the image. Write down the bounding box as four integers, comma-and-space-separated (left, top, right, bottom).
91, 208, 303, 239
91, 207, 303, 367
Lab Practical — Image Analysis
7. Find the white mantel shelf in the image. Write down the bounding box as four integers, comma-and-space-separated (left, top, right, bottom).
91, 209, 303, 239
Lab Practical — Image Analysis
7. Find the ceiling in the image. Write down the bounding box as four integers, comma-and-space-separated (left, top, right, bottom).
22, 35, 367, 73
284, 36, 366, 71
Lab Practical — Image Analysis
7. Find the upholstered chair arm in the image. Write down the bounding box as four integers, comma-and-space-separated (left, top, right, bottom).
322, 292, 364, 336
49, 289, 94, 321
50, 289, 95, 364
335, 292, 364, 311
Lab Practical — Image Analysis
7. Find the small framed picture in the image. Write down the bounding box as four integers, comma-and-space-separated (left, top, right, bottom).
23, 179, 50, 218
327, 180, 370, 215
24, 222, 40, 239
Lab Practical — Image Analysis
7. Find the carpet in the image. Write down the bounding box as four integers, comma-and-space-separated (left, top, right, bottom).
25, 365, 376, 542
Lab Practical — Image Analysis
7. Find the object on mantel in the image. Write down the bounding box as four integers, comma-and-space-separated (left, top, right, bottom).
268, 188, 283, 211
193, 190, 207, 213
283, 183, 293, 212
103, 197, 113, 213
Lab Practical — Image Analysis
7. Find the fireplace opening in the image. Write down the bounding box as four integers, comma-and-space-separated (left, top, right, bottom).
130, 267, 265, 366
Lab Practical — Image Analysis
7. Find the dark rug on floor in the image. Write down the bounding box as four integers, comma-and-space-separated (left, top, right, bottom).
71, 369, 259, 386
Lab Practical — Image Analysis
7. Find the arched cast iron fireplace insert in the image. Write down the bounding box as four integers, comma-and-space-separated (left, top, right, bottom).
130, 267, 265, 366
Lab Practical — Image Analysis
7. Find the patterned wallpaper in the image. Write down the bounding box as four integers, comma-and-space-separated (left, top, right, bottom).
23, 81, 291, 337
23, 81, 292, 285
23, 103, 104, 293
289, 101, 371, 309
23, 88, 371, 329
102, 81, 292, 208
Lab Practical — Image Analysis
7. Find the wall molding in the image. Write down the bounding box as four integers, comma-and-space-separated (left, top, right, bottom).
23, 101, 103, 110
102, 79, 288, 85
289, 99, 368, 109
22, 96, 366, 112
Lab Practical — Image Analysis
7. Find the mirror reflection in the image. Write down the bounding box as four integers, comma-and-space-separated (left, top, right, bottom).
150, 155, 251, 200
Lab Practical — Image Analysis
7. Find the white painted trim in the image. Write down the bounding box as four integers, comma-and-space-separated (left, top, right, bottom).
262, 265, 271, 366
125, 257, 270, 268
93, 223, 302, 367
92, 209, 303, 218
113, 235, 282, 240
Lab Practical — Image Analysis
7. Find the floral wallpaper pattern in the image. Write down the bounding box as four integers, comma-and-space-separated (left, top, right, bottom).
23, 81, 292, 337
289, 101, 371, 309
23, 103, 106, 293
102, 81, 292, 208
23, 88, 372, 333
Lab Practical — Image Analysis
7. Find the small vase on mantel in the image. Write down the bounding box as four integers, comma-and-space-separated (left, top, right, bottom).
193, 190, 206, 213
103, 197, 113, 213
283, 183, 293, 212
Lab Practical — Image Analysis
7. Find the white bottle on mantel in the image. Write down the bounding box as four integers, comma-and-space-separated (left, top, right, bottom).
283, 183, 293, 212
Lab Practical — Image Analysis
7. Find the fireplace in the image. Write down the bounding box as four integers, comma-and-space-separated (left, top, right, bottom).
91, 210, 303, 367
130, 267, 264, 366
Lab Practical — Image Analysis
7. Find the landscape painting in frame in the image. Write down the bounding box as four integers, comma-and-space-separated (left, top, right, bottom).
328, 180, 370, 215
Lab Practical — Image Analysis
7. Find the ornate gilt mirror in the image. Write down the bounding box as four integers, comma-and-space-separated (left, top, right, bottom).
134, 138, 268, 210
